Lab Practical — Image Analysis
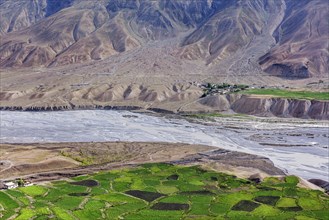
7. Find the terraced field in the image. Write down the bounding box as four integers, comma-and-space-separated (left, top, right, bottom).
0, 164, 328, 220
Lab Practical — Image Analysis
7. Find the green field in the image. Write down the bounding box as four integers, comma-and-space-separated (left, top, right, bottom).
0, 163, 328, 220
240, 89, 329, 100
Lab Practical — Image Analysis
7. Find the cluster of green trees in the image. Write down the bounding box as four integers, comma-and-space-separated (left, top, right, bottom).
205, 83, 249, 89
201, 83, 249, 97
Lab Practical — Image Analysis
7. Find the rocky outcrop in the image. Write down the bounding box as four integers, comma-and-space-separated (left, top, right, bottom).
198, 95, 232, 111
173, 149, 285, 176
308, 179, 329, 194
230, 95, 329, 120
194, 93, 328, 120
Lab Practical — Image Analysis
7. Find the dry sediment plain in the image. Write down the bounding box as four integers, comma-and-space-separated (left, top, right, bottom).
0, 141, 286, 183
0, 142, 214, 181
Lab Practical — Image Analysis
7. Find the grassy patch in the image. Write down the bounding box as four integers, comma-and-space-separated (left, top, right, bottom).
240, 89, 329, 100
0, 191, 20, 210
35, 207, 52, 215
73, 208, 103, 219
54, 196, 84, 210
156, 185, 179, 194
52, 207, 75, 220
295, 216, 318, 220
160, 195, 190, 204
298, 197, 323, 210
15, 208, 36, 220
285, 176, 299, 185
19, 185, 47, 197
252, 204, 280, 216
276, 197, 297, 208
5, 190, 30, 205
210, 202, 231, 215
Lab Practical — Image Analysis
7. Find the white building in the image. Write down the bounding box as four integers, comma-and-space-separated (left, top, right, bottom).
5, 182, 18, 189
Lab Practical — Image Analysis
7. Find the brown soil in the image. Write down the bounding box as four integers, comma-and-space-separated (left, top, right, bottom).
0, 142, 214, 180
0, 142, 286, 187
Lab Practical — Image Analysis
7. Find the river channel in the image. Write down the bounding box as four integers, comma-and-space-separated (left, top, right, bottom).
0, 110, 328, 181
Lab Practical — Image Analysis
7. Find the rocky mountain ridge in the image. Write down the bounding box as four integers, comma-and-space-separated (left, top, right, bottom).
0, 0, 328, 78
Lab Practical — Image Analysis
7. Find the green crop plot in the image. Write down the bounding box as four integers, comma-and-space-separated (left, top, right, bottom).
0, 163, 328, 220
240, 89, 329, 100
18, 185, 47, 197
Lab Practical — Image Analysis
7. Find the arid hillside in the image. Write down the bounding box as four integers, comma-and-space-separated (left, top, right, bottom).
0, 0, 328, 78
259, 0, 329, 78
0, 0, 328, 115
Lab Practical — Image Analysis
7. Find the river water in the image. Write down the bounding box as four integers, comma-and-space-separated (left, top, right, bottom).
0, 110, 328, 181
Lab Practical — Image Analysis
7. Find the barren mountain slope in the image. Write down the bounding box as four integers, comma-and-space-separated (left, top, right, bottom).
259, 0, 329, 78
0, 0, 76, 36
0, 0, 217, 68
180, 0, 282, 64
0, 0, 46, 35
0, 1, 139, 67
0, 0, 328, 78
